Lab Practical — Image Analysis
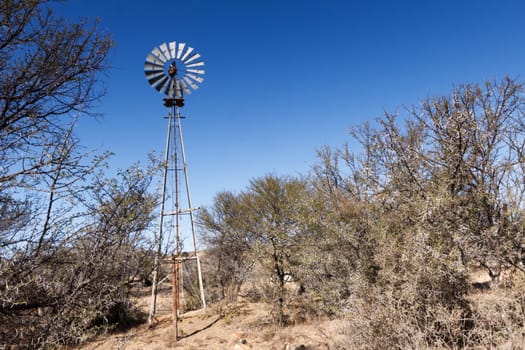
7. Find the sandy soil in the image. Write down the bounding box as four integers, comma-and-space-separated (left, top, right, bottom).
76, 286, 344, 350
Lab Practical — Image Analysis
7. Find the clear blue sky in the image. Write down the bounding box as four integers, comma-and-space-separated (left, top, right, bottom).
54, 0, 525, 209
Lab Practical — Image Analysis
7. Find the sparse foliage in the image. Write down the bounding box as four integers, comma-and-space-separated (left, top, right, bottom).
201, 77, 525, 349
199, 191, 254, 303
313, 77, 525, 348
0, 162, 157, 347
199, 175, 311, 325
0, 1, 161, 347
244, 176, 310, 325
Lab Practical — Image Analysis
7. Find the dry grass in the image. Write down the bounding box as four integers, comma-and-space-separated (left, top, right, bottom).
74, 285, 342, 350
72, 268, 525, 350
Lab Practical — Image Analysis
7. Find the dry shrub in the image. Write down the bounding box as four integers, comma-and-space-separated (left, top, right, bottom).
466, 270, 525, 348
333, 227, 474, 350
339, 295, 425, 350
284, 295, 322, 326
337, 280, 472, 349
336, 264, 525, 349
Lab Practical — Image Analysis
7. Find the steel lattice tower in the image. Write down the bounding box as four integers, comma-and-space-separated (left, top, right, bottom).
143, 41, 206, 338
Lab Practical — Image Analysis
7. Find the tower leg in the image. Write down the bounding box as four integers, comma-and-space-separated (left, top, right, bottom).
148, 109, 173, 325
172, 256, 179, 338
176, 108, 207, 312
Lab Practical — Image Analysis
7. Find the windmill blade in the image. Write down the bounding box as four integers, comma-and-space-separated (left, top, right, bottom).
174, 80, 184, 97
147, 71, 166, 84
184, 53, 201, 64
169, 41, 177, 60
156, 44, 170, 62
144, 62, 164, 72
178, 79, 191, 94
187, 68, 205, 75
183, 76, 199, 90
153, 76, 168, 91
180, 46, 194, 62
157, 76, 172, 94
166, 79, 176, 97
186, 61, 205, 68
186, 73, 204, 83
147, 73, 167, 86
176, 43, 186, 59
152, 76, 169, 92
144, 61, 164, 70
145, 53, 165, 66
152, 47, 168, 63
145, 70, 165, 82
145, 69, 164, 77
159, 42, 172, 60
147, 49, 165, 62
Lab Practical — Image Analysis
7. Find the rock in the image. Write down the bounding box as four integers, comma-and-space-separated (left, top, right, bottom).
232, 342, 251, 350
230, 331, 251, 349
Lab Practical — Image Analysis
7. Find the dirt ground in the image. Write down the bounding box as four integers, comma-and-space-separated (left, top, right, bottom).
76, 286, 345, 350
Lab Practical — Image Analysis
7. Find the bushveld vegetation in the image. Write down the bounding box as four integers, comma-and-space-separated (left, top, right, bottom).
0, 1, 157, 347
199, 77, 525, 348
2, 1, 525, 349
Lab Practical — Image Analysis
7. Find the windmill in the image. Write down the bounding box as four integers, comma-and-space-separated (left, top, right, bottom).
144, 41, 206, 336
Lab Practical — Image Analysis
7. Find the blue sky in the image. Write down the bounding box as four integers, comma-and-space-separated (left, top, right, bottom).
54, 0, 525, 209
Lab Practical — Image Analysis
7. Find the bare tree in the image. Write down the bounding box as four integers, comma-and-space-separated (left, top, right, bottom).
0, 1, 131, 347
0, 0, 111, 193
378, 78, 525, 278
0, 160, 158, 347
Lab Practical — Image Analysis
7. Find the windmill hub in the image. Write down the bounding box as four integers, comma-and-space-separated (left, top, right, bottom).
168, 61, 178, 77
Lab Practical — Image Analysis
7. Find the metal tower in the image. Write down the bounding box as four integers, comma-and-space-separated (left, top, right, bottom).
143, 41, 206, 337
